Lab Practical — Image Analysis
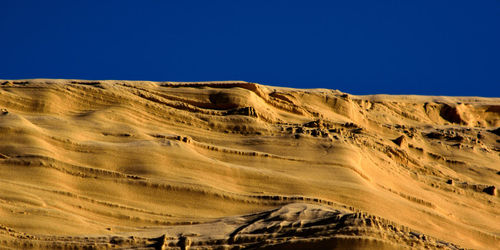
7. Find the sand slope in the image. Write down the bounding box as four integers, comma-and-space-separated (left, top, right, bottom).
0, 79, 498, 249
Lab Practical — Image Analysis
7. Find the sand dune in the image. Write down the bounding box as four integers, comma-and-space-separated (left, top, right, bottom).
0, 79, 498, 249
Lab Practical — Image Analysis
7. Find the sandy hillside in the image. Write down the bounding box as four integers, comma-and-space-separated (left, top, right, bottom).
0, 79, 498, 249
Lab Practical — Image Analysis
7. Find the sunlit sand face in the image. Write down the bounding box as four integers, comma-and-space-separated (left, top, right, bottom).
0, 79, 498, 249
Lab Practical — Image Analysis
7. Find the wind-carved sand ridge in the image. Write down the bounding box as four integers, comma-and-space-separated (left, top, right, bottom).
0, 79, 498, 249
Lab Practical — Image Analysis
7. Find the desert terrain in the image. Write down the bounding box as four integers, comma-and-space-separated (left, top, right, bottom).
0, 79, 498, 249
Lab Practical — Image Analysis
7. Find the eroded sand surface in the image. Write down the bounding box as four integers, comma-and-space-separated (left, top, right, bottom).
0, 79, 498, 249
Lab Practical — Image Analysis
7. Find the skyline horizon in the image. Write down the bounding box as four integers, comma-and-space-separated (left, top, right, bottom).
2, 77, 498, 97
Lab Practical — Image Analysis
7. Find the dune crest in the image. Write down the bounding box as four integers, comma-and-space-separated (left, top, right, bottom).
0, 79, 498, 249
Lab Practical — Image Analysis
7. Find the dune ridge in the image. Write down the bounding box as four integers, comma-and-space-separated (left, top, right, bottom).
0, 79, 498, 249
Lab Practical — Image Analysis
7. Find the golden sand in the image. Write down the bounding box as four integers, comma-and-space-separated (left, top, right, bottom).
0, 79, 498, 249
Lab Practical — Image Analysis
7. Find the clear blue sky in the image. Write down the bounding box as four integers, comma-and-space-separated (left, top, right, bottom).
1, 1, 499, 96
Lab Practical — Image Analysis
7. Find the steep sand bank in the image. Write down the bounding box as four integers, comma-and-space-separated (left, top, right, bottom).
0, 79, 498, 249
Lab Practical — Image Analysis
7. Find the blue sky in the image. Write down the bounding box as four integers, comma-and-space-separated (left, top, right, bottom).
1, 1, 499, 96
